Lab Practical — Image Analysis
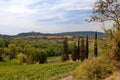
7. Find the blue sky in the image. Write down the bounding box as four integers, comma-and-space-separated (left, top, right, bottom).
0, 0, 110, 35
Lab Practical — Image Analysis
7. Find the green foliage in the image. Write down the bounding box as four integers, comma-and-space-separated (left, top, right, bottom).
17, 53, 26, 65
80, 38, 85, 61
71, 42, 77, 61
94, 31, 98, 57
0, 62, 80, 80
85, 35, 89, 59
10, 59, 18, 64
35, 49, 47, 63
2, 55, 10, 62
73, 56, 114, 80
8, 44, 17, 59
110, 30, 120, 69
62, 37, 69, 62
89, 0, 120, 69
77, 37, 80, 60
29, 48, 47, 64
0, 39, 65, 64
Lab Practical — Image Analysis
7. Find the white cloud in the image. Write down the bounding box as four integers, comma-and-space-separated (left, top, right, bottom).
0, 0, 111, 35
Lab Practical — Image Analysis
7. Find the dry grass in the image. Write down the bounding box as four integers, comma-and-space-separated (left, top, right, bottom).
104, 71, 120, 80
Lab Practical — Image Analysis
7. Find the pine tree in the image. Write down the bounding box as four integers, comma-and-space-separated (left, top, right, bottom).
94, 31, 98, 57
85, 35, 89, 59
62, 37, 69, 62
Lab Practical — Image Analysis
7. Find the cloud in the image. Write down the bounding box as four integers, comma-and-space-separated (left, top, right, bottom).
0, 0, 108, 35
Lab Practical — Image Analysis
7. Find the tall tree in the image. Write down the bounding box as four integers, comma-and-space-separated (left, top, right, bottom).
77, 37, 80, 60
62, 37, 69, 62
80, 38, 85, 61
94, 31, 98, 57
71, 42, 77, 61
85, 35, 89, 59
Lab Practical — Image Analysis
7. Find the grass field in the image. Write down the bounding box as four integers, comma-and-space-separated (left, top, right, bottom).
47, 56, 61, 63
0, 62, 80, 80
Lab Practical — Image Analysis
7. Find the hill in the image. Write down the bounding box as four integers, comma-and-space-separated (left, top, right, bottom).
55, 31, 104, 38
16, 31, 104, 38
16, 31, 44, 37
0, 31, 104, 39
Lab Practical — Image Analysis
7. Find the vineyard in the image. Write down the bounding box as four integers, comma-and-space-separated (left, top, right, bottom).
0, 62, 80, 80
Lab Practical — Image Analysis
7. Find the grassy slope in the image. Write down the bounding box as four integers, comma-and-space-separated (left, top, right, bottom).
0, 62, 80, 80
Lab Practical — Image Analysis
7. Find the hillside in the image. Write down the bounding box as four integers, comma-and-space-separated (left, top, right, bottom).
0, 31, 104, 39
16, 31, 104, 38
55, 31, 104, 38
17, 32, 44, 37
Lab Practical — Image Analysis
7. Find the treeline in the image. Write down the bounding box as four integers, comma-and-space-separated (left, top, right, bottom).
0, 39, 63, 64
62, 32, 98, 62
0, 32, 98, 64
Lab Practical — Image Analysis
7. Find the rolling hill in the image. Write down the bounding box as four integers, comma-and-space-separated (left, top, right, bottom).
0, 31, 104, 39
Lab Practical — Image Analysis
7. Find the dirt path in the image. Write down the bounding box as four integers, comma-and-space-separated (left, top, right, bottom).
58, 75, 73, 80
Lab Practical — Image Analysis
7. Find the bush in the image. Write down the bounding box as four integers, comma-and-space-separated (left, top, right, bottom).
73, 56, 114, 80
17, 53, 26, 65
10, 59, 18, 64
36, 50, 47, 63
29, 49, 47, 64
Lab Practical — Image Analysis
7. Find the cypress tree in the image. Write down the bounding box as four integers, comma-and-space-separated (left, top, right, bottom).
80, 38, 85, 61
94, 31, 98, 57
85, 35, 89, 59
71, 42, 77, 61
77, 37, 80, 60
62, 37, 69, 62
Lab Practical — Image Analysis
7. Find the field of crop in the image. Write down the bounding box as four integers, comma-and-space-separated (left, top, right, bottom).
0, 62, 80, 80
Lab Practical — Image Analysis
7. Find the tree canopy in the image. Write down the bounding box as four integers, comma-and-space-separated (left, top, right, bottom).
89, 0, 120, 28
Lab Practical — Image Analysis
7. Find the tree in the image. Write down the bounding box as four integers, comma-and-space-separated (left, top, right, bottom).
29, 47, 37, 64
89, 0, 120, 66
80, 38, 85, 61
94, 31, 98, 57
89, 0, 120, 27
17, 53, 26, 65
62, 37, 69, 62
85, 35, 89, 59
8, 44, 17, 59
36, 49, 47, 63
71, 42, 77, 61
77, 37, 80, 60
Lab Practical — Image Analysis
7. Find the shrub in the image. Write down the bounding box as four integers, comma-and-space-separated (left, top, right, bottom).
10, 59, 18, 64
29, 49, 47, 64
36, 50, 47, 63
73, 56, 114, 80
17, 53, 26, 65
